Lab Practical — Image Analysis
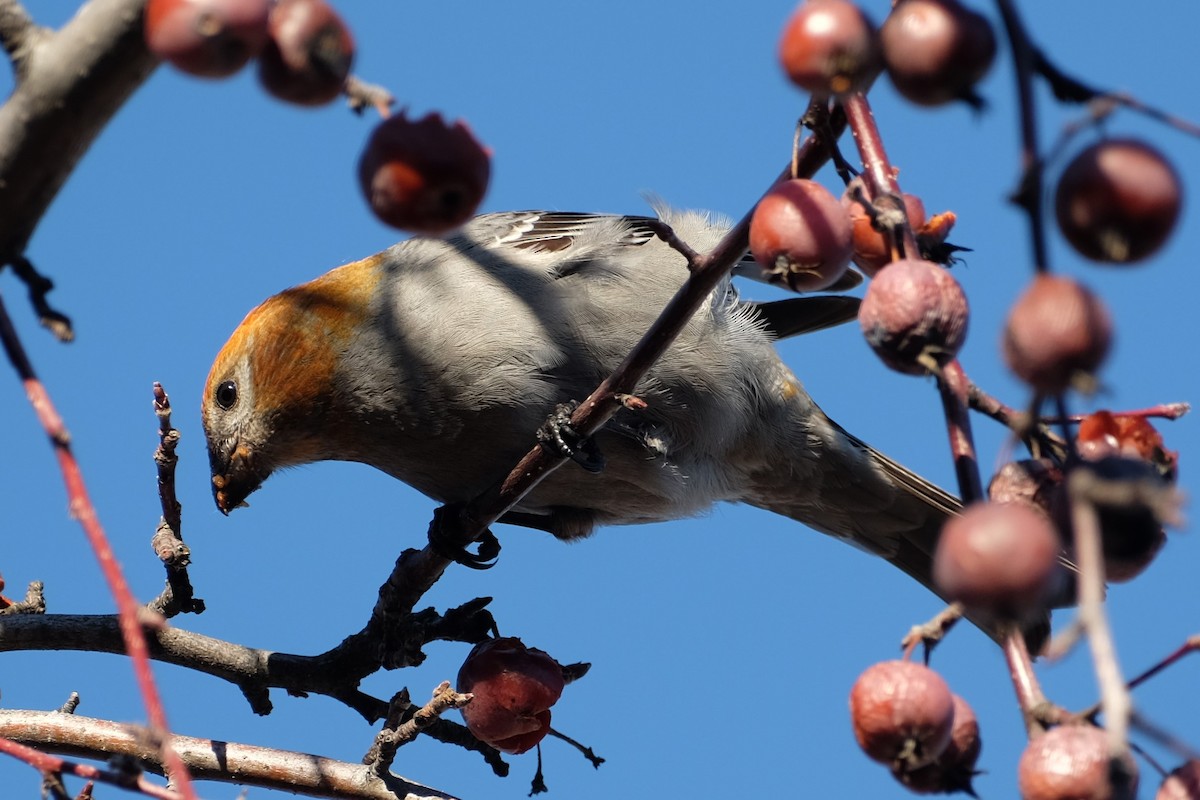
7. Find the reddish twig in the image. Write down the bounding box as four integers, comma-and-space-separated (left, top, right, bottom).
934, 360, 984, 504
1066, 471, 1132, 763
840, 91, 920, 259
0, 736, 181, 800
1003, 630, 1058, 737
0, 292, 197, 800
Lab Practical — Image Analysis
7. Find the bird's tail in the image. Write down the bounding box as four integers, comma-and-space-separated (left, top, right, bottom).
742, 409, 1054, 651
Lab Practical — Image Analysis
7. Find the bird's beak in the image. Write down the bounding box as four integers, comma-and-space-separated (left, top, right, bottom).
209, 441, 267, 515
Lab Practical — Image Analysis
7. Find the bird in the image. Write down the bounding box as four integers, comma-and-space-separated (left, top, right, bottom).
202, 208, 1049, 644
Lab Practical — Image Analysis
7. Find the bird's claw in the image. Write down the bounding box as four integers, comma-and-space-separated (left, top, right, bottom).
427, 505, 501, 570
537, 402, 606, 473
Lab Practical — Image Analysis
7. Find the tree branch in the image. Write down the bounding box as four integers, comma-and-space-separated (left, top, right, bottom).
0, 709, 459, 800
0, 0, 157, 265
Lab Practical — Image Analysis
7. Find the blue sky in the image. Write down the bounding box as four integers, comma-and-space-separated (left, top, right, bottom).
3, 2, 1199, 798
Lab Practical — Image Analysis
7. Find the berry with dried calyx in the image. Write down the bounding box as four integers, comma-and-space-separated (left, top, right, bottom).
894, 694, 981, 795
779, 0, 882, 96
1003, 274, 1112, 394
881, 0, 996, 107
358, 111, 491, 234
859, 258, 968, 374
842, 186, 927, 276
457, 637, 565, 755
1018, 724, 1138, 800
750, 179, 854, 291
988, 459, 1064, 519
933, 501, 1063, 621
258, 0, 355, 106
850, 660, 955, 772
1055, 139, 1182, 264
144, 0, 270, 78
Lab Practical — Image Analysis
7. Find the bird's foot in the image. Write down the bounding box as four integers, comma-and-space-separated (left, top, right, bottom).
536, 401, 606, 473
427, 504, 501, 570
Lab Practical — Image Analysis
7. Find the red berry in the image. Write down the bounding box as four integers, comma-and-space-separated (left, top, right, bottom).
849, 660, 955, 771
258, 0, 355, 106
358, 112, 491, 234
779, 0, 882, 96
842, 185, 927, 276
1077, 410, 1179, 480
934, 501, 1063, 620
750, 179, 853, 291
894, 694, 982, 795
988, 459, 1064, 519
1003, 274, 1112, 394
881, 0, 996, 106
859, 259, 968, 375
457, 637, 565, 755
1158, 760, 1200, 800
1018, 725, 1139, 800
1055, 139, 1182, 264
144, 0, 270, 78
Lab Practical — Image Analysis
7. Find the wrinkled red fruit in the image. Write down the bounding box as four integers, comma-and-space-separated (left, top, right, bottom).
1078, 410, 1179, 480
842, 186, 927, 276
881, 0, 996, 106
457, 637, 565, 755
988, 459, 1064, 518
144, 0, 270, 78
1003, 274, 1112, 394
750, 179, 853, 291
1055, 139, 1182, 264
859, 258, 968, 374
934, 501, 1063, 620
358, 112, 491, 234
779, 0, 882, 96
1019, 725, 1139, 800
1158, 760, 1200, 800
258, 0, 355, 106
894, 694, 981, 795
850, 660, 954, 771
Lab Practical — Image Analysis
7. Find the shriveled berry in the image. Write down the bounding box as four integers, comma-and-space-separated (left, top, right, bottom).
842, 186, 927, 276
1158, 760, 1200, 800
988, 459, 1064, 519
1003, 274, 1112, 394
850, 660, 955, 771
144, 0, 270, 78
934, 501, 1063, 620
1018, 725, 1139, 800
859, 258, 968, 374
1077, 410, 1179, 481
1055, 139, 1182, 264
258, 0, 355, 106
750, 179, 853, 291
894, 694, 982, 795
358, 111, 491, 234
457, 637, 565, 755
779, 0, 882, 96
881, 0, 996, 106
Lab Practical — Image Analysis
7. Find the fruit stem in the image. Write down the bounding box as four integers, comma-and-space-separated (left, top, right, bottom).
934, 359, 983, 503
840, 92, 919, 260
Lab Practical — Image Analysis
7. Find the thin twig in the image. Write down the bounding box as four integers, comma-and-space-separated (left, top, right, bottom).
1067, 474, 1132, 772
0, 710, 458, 800
0, 292, 197, 799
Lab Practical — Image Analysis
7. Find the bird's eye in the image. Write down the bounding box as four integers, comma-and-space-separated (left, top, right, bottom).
215, 380, 238, 410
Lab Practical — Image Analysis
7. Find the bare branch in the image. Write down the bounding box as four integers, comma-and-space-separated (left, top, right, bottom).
0, 0, 157, 265
0, 710, 459, 800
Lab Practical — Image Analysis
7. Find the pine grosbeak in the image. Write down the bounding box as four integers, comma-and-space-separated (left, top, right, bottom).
202, 209, 1050, 641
